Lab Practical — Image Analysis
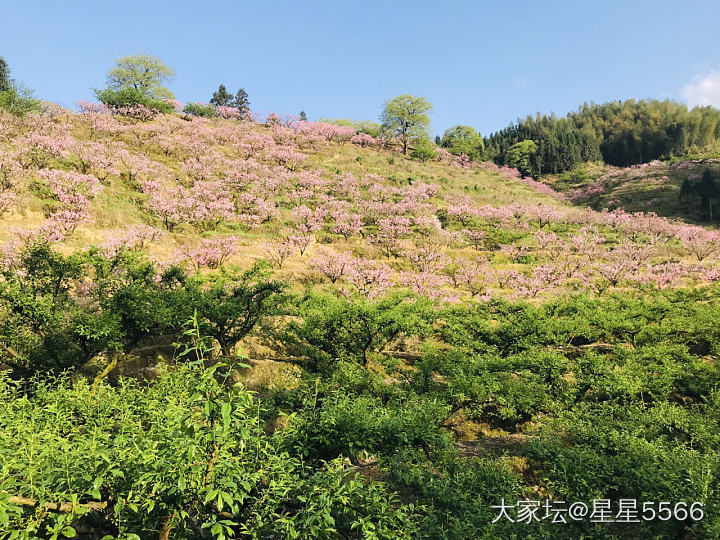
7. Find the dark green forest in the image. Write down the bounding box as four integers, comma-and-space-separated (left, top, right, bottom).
483, 100, 720, 176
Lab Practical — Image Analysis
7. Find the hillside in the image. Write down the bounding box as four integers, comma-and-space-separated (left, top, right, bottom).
0, 111, 560, 244
0, 108, 569, 301
547, 157, 720, 223
2, 107, 720, 538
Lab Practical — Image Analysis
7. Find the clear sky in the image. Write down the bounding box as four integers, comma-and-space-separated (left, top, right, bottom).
2, 0, 719, 136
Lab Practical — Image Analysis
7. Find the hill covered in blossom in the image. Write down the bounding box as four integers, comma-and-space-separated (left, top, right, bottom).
2, 108, 719, 304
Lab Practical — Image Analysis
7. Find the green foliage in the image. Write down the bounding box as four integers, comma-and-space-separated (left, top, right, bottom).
380, 94, 433, 154
485, 99, 720, 176
681, 168, 719, 221
0, 360, 422, 538
318, 117, 382, 137
0, 244, 287, 378
105, 54, 175, 100
288, 389, 451, 461
93, 87, 174, 114
233, 88, 250, 114
3, 238, 720, 538
0, 55, 12, 93
505, 139, 538, 177
209, 84, 234, 107
440, 125, 484, 160
0, 242, 119, 375
384, 449, 524, 538
574, 100, 720, 166
526, 399, 719, 538
183, 101, 218, 118
89, 249, 191, 352
282, 292, 433, 369
0, 87, 42, 116
188, 263, 287, 356
410, 137, 437, 162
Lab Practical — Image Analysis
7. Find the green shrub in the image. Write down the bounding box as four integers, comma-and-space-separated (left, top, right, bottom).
411, 138, 438, 162
183, 102, 218, 118
0, 359, 422, 538
0, 88, 42, 116
94, 86, 174, 115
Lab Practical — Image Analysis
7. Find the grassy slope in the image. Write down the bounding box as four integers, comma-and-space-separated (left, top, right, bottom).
0, 115, 565, 274
547, 158, 720, 224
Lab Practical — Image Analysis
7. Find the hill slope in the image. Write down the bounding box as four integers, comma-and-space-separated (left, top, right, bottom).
2, 109, 720, 306
547, 158, 720, 223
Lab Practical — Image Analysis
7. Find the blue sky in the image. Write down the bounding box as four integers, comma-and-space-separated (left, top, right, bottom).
2, 0, 719, 136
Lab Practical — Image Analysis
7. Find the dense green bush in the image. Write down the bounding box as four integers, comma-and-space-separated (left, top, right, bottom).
410, 138, 437, 162
0, 361, 421, 538
94, 87, 174, 115
0, 243, 287, 378
2, 241, 720, 538
0, 88, 42, 116
183, 102, 218, 118
280, 292, 434, 369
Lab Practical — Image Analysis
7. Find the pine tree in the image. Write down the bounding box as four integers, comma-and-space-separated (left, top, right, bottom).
299, 111, 307, 121
233, 88, 250, 117
0, 56, 13, 93
210, 84, 233, 107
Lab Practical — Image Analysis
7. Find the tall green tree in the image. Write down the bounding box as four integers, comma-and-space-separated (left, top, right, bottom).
380, 94, 433, 154
105, 54, 175, 100
0, 56, 12, 92
210, 83, 233, 107
233, 88, 250, 115
441, 125, 484, 160
0, 57, 41, 116
506, 140, 538, 177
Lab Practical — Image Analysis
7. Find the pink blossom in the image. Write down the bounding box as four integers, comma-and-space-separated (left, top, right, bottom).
499, 243, 531, 263
264, 237, 298, 268
311, 250, 354, 283
216, 106, 241, 119
462, 229, 487, 250
406, 244, 448, 273
445, 257, 489, 297
350, 133, 378, 148
371, 217, 412, 257
345, 258, 393, 299
400, 270, 454, 300
100, 225, 163, 259
330, 209, 363, 240
676, 227, 720, 261
177, 236, 238, 269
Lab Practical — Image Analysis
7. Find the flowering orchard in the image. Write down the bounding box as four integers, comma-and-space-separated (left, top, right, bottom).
0, 106, 719, 303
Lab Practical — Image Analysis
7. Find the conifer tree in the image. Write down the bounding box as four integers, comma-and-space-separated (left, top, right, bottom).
0, 56, 11, 92
233, 88, 250, 116
210, 84, 234, 107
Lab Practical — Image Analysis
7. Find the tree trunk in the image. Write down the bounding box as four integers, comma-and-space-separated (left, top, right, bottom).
159, 512, 176, 540
91, 351, 120, 392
